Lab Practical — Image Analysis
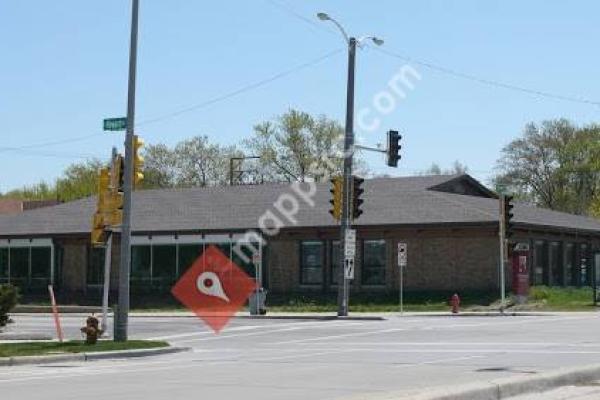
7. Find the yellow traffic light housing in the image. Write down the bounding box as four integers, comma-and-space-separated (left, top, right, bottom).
91, 168, 111, 247
111, 154, 124, 192
329, 176, 343, 221
133, 135, 144, 188
91, 215, 106, 247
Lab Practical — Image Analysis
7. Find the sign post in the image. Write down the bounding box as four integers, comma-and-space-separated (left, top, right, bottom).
48, 285, 64, 342
397, 242, 407, 315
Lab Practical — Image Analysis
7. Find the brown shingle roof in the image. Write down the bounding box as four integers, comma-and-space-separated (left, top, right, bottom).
0, 175, 598, 237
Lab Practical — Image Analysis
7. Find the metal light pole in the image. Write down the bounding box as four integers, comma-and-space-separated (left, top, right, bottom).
115, 0, 139, 342
317, 13, 383, 317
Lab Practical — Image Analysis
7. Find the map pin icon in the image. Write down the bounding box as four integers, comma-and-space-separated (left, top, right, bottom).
196, 271, 230, 303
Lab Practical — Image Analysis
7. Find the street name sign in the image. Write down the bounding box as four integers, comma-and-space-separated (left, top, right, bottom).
103, 117, 127, 131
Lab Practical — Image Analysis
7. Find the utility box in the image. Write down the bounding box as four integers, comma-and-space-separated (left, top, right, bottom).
512, 242, 530, 304
249, 288, 267, 316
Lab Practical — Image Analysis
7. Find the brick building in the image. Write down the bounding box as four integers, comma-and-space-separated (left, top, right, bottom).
0, 199, 59, 215
0, 174, 599, 298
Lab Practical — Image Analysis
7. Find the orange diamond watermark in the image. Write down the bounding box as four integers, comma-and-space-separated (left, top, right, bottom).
171, 245, 257, 333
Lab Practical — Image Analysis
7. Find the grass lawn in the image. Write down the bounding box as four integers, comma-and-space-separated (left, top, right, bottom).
18, 287, 600, 314
0, 340, 168, 358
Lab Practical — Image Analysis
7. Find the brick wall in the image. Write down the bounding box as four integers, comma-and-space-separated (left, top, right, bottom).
266, 227, 500, 293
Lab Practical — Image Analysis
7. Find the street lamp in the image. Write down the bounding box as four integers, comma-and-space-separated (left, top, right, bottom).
317, 12, 383, 317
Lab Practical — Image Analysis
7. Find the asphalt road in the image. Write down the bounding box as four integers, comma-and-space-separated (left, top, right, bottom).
2, 312, 600, 399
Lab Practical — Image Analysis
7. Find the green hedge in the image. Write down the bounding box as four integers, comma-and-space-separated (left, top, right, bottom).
0, 284, 20, 327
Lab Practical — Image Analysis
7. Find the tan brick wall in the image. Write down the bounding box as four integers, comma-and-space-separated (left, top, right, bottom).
267, 228, 500, 293
61, 243, 87, 292
267, 239, 298, 292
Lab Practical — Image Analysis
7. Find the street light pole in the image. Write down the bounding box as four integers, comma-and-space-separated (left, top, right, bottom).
115, 0, 139, 342
338, 37, 356, 317
317, 13, 382, 317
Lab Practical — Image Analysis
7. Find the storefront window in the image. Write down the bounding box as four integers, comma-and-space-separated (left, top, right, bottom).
178, 244, 203, 276
231, 243, 260, 279
10, 247, 29, 285
0, 248, 8, 283
580, 244, 590, 286
330, 241, 341, 285
565, 243, 575, 286
300, 241, 323, 285
152, 245, 177, 286
131, 245, 151, 283
362, 240, 386, 285
30, 247, 51, 288
532, 241, 545, 285
87, 247, 105, 286
549, 242, 561, 286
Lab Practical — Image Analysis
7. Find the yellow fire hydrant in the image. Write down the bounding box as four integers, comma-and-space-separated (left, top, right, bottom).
80, 314, 103, 345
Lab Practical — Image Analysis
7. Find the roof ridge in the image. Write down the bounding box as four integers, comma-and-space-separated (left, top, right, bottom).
428, 191, 499, 220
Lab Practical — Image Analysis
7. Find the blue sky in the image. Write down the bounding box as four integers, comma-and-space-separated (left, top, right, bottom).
1, 0, 599, 192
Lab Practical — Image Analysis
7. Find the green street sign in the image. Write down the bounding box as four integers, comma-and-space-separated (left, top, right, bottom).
103, 117, 127, 131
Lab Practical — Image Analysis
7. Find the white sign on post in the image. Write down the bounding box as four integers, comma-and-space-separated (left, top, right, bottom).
344, 258, 355, 279
397, 242, 407, 267
344, 229, 356, 258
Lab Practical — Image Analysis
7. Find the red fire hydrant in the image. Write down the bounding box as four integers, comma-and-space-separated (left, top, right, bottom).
450, 293, 460, 314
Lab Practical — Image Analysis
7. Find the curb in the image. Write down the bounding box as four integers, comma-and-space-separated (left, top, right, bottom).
347, 363, 600, 400
127, 313, 386, 321
13, 306, 111, 314
0, 346, 189, 367
239, 315, 386, 321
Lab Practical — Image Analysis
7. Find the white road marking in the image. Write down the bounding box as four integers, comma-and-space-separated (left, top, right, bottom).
273, 315, 595, 345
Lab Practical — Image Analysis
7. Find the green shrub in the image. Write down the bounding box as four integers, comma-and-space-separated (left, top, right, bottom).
0, 284, 20, 327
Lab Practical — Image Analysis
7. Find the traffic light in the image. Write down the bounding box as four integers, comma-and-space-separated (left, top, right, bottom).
351, 175, 364, 220
133, 135, 144, 188
386, 130, 401, 167
329, 176, 342, 221
91, 168, 111, 247
502, 194, 515, 239
111, 154, 124, 192
109, 154, 124, 227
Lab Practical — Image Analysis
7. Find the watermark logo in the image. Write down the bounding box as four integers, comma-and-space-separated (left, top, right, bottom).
171, 245, 257, 333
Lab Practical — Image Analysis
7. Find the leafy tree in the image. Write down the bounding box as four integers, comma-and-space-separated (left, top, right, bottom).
1, 182, 57, 201
244, 109, 350, 182
56, 159, 105, 202
142, 143, 179, 189
420, 161, 468, 176
495, 119, 600, 215
174, 136, 239, 187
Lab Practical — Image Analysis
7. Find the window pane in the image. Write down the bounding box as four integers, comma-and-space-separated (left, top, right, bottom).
565, 244, 575, 286
178, 244, 204, 276
362, 240, 386, 285
10, 247, 29, 285
152, 245, 177, 286
87, 247, 105, 285
580, 244, 590, 286
549, 242, 561, 286
533, 241, 545, 285
0, 248, 8, 282
131, 245, 151, 284
30, 247, 51, 287
330, 241, 341, 285
300, 241, 323, 285
231, 242, 260, 279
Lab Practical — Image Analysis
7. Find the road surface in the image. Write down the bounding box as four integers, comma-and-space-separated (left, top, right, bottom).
2, 312, 600, 399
